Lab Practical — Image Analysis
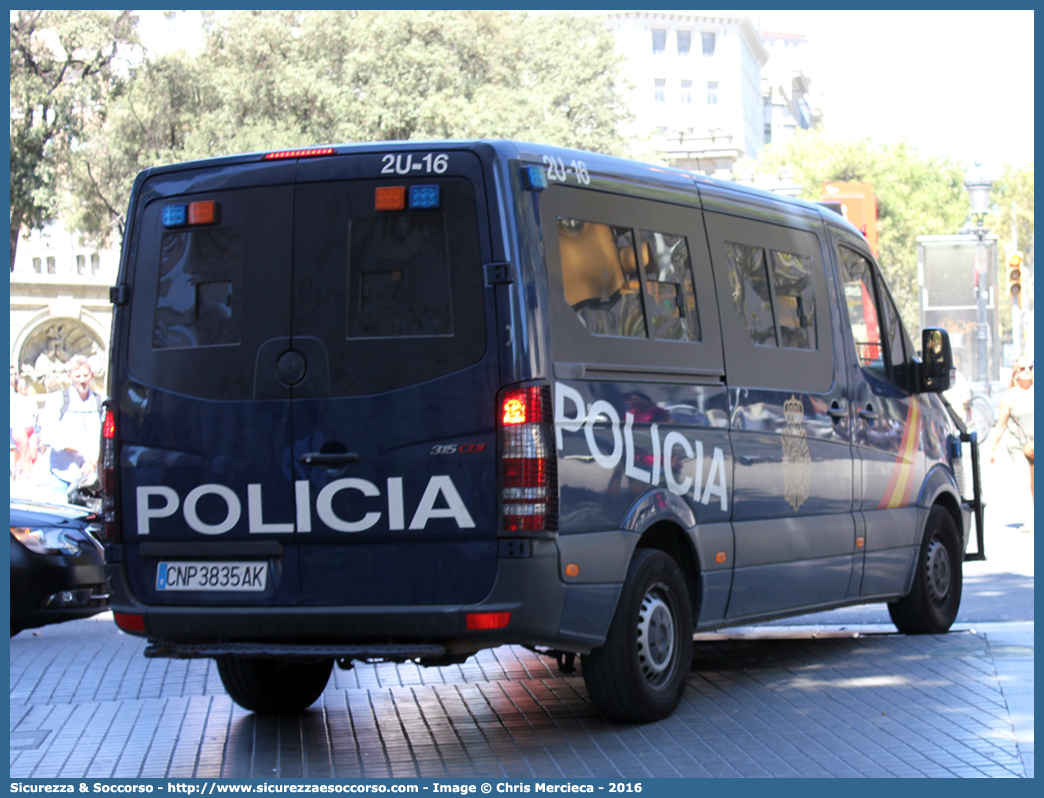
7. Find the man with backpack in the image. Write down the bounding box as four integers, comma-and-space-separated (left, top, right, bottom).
39, 356, 103, 503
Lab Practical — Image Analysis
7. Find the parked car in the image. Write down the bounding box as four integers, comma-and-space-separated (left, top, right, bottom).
10, 500, 109, 636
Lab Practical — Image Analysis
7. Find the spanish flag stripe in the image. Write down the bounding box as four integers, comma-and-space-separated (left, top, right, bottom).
877, 401, 921, 510
896, 402, 922, 506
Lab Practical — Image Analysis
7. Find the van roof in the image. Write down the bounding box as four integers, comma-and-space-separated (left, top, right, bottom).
137, 138, 863, 239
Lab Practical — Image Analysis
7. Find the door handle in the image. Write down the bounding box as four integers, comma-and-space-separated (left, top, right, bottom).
827, 404, 847, 420
858, 407, 880, 421
299, 452, 361, 466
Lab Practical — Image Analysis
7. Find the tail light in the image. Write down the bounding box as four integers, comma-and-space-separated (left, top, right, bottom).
499, 385, 557, 535
99, 403, 119, 544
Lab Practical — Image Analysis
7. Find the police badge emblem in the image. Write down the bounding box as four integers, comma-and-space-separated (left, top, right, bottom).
782, 394, 811, 511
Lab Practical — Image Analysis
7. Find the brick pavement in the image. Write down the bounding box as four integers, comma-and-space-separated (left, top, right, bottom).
9, 615, 1029, 778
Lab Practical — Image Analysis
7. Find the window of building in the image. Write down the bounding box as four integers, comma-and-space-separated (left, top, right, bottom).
76, 254, 86, 274
91, 253, 100, 275
46, 257, 56, 275
764, 122, 772, 145
677, 30, 691, 56
654, 79, 666, 103
32, 258, 41, 274
651, 28, 666, 55
707, 81, 718, 105
702, 31, 716, 56
680, 80, 692, 104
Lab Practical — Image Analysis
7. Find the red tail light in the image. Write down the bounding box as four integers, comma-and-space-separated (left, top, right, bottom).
99, 404, 119, 544
114, 612, 145, 633
261, 147, 336, 160
499, 385, 556, 534
466, 611, 511, 630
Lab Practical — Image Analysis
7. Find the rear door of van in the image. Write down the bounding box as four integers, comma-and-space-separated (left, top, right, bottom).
118, 149, 500, 613
121, 167, 301, 607
289, 151, 499, 608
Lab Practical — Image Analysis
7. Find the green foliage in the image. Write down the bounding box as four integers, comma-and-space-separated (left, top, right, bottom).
70, 10, 632, 243
9, 10, 137, 266
760, 131, 969, 334
983, 163, 1034, 342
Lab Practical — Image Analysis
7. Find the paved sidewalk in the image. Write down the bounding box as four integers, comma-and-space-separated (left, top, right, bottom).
9, 615, 1032, 779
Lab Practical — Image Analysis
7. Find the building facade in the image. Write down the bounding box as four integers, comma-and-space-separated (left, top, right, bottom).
10, 225, 119, 395
603, 11, 769, 178
760, 30, 822, 150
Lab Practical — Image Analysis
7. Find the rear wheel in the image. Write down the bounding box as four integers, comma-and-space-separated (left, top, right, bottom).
216, 657, 332, 714
581, 548, 692, 723
888, 506, 963, 634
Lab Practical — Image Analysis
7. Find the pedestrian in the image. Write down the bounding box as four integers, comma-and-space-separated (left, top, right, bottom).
38, 356, 103, 504
10, 377, 39, 481
986, 356, 1034, 532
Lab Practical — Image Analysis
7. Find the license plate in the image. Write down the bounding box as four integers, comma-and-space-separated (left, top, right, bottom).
157, 561, 268, 592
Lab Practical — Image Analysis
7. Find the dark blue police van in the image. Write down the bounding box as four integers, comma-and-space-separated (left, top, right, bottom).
101, 140, 984, 722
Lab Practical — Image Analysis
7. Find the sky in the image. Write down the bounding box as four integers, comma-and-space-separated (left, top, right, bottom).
750, 9, 1035, 172
134, 9, 1035, 174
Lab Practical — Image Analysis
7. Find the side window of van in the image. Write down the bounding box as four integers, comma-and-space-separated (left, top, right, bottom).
879, 276, 909, 386
557, 219, 701, 342
724, 242, 816, 350
558, 219, 646, 338
837, 244, 908, 386
542, 186, 723, 377
837, 245, 884, 373
640, 230, 700, 342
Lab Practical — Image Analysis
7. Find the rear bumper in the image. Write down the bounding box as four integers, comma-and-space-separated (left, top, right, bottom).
107, 537, 624, 654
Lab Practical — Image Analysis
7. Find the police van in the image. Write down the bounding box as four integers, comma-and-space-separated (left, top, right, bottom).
101, 140, 984, 723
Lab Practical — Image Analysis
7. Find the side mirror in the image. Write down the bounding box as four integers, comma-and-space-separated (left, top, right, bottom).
921, 328, 952, 392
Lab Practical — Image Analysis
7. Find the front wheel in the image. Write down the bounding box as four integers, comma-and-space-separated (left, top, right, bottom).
216, 657, 333, 714
581, 549, 692, 723
888, 506, 963, 634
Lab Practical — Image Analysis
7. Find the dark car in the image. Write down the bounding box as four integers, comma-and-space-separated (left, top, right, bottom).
10, 499, 109, 636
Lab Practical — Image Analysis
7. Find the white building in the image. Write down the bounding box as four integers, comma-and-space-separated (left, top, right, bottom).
602, 11, 769, 177
760, 30, 822, 151
9, 225, 119, 395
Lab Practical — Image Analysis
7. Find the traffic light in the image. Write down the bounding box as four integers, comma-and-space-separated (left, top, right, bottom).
1008, 251, 1024, 305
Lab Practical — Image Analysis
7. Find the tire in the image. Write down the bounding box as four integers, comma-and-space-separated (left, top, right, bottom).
581, 548, 693, 723
888, 506, 963, 634
216, 657, 333, 714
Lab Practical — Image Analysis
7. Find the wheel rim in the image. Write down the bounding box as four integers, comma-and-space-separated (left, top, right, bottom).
925, 535, 951, 605
637, 585, 676, 685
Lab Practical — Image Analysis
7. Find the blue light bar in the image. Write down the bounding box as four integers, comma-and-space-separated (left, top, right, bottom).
408, 185, 440, 210
521, 166, 548, 191
162, 205, 187, 228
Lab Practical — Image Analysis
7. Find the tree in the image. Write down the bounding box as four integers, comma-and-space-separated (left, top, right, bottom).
9, 10, 137, 269
758, 131, 969, 335
984, 163, 1034, 343
70, 10, 633, 243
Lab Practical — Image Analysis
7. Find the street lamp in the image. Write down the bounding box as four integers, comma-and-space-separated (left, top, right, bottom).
964, 163, 993, 382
